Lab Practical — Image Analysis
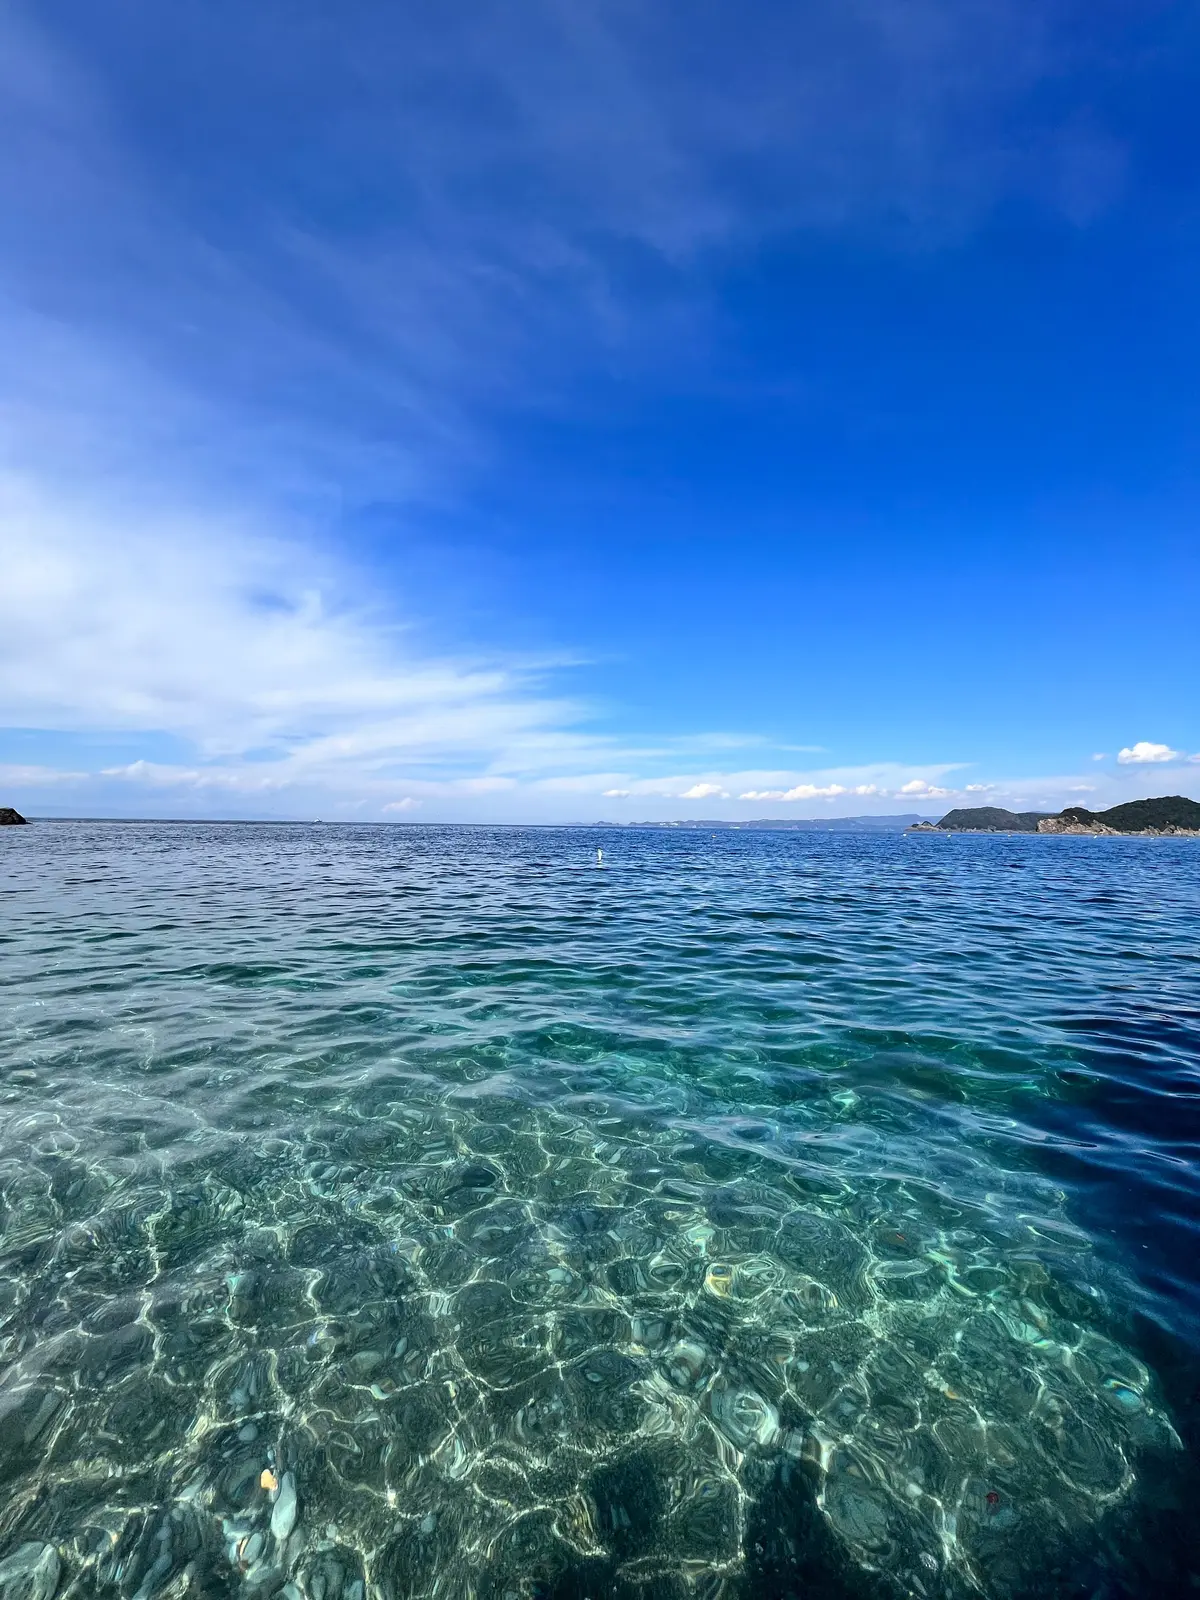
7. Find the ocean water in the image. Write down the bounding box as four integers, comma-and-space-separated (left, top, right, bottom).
1, 821, 1198, 1600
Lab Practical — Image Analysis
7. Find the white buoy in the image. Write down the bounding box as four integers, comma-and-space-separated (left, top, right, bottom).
597, 847, 603, 865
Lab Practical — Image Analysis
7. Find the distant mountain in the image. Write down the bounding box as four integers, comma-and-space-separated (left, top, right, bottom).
930, 795, 1200, 836
933, 807, 1051, 832
1039, 795, 1200, 835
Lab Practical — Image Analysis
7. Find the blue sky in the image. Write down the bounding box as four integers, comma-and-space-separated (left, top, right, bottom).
2, 0, 1198, 820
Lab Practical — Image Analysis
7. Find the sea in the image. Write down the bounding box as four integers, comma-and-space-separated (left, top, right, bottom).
1, 820, 1198, 1600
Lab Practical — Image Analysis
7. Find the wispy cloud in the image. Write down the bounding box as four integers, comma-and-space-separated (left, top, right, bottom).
0, 472, 597, 803
5, 470, 979, 817
0, 763, 90, 787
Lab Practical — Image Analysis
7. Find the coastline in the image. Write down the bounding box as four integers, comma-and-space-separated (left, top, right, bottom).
911, 794, 1200, 838
1036, 820, 1200, 837
910, 824, 1200, 837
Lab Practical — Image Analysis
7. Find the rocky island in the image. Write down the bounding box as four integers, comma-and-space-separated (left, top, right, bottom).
916, 795, 1200, 836
0, 807, 29, 825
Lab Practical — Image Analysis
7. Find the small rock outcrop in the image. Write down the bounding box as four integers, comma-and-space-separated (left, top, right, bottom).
0, 807, 29, 826
1036, 817, 1117, 835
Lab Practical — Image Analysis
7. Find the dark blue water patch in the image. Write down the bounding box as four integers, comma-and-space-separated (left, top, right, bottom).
1020, 1002, 1200, 1342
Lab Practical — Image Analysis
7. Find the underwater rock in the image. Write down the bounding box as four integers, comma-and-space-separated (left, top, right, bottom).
299, 1546, 364, 1600
823, 1475, 892, 1552
0, 1388, 63, 1482
586, 1453, 666, 1562
0, 1544, 59, 1600
271, 1471, 298, 1541
243, 1561, 283, 1591
140, 1509, 206, 1600
663, 1339, 709, 1392
745, 1456, 900, 1600
707, 1384, 780, 1451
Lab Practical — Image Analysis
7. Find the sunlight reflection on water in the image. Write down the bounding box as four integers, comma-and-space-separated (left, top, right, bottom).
0, 821, 1197, 1599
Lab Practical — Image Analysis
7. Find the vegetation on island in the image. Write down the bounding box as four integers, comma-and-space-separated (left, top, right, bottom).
929, 795, 1200, 835
1053, 795, 1200, 832
933, 806, 1050, 832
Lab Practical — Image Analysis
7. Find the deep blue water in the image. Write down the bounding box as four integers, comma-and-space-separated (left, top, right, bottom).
1, 821, 1198, 1600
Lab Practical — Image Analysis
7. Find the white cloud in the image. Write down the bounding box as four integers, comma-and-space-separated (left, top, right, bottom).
0, 473, 598, 810
1117, 741, 1183, 765
0, 491, 989, 821
1091, 752, 1107, 762
18, 487, 1166, 826
899, 780, 952, 798
740, 783, 847, 801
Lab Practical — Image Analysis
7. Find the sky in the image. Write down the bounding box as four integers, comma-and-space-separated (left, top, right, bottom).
2, 0, 1198, 823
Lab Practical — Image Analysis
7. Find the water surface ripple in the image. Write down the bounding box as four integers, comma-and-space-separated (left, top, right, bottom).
1, 823, 1198, 1600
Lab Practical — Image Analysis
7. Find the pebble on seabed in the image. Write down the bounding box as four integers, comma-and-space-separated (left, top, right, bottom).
705, 1263, 734, 1296
271, 1473, 299, 1541
1102, 1379, 1145, 1412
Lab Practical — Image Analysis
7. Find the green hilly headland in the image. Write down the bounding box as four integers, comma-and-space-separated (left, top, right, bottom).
931, 795, 1200, 834
933, 806, 1050, 832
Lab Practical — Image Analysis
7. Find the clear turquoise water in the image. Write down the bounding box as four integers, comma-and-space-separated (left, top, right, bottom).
1, 821, 1198, 1600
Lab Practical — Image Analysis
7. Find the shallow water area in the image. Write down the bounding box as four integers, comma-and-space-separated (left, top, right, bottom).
1, 822, 1198, 1599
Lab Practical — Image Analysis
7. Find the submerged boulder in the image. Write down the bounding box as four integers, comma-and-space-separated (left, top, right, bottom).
0, 808, 28, 826
0, 1542, 60, 1600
